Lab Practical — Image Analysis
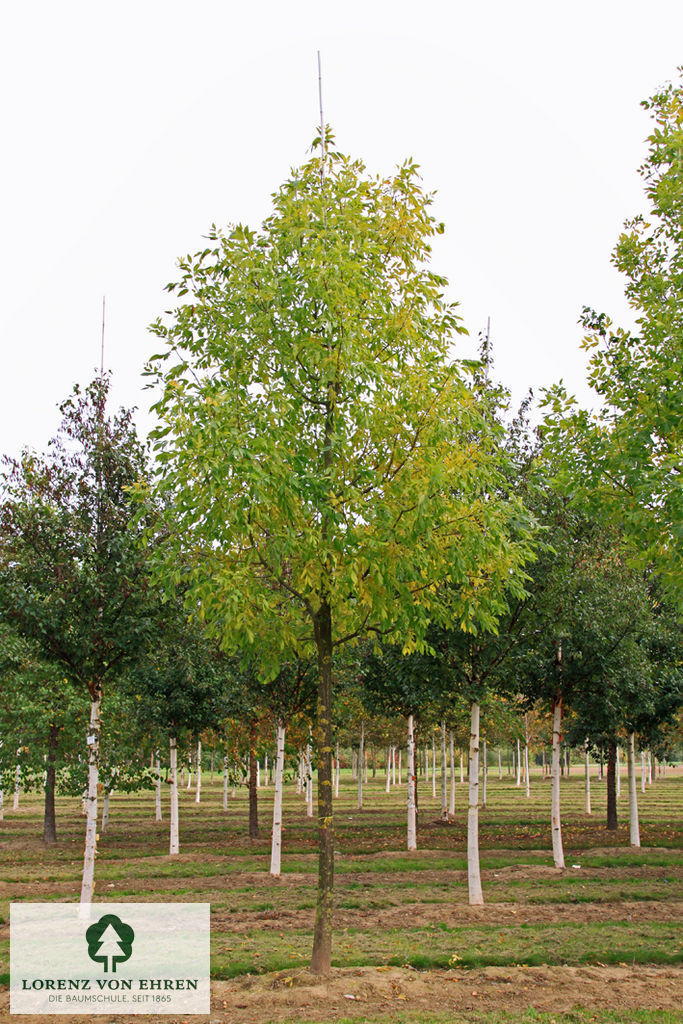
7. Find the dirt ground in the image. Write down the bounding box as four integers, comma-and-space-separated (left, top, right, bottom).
2, 964, 682, 1024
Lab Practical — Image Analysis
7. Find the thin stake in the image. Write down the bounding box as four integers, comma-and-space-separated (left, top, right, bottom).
317, 50, 326, 184
100, 296, 106, 378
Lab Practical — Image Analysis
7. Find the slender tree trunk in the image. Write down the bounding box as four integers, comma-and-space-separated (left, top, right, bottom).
585, 743, 591, 815
460, 751, 464, 785
440, 721, 448, 820
641, 748, 646, 794
425, 745, 429, 782
467, 700, 483, 905
448, 729, 456, 816
627, 732, 640, 847
357, 721, 364, 810
551, 692, 565, 869
335, 740, 340, 799
13, 757, 20, 811
481, 738, 488, 809
398, 748, 402, 783
306, 744, 314, 818
516, 739, 522, 787
270, 721, 286, 876
606, 739, 618, 831
648, 750, 653, 785
155, 752, 162, 821
43, 722, 59, 845
524, 742, 530, 798
79, 687, 102, 912
616, 744, 621, 799
385, 746, 391, 793
310, 600, 334, 976
498, 747, 502, 781
223, 756, 229, 811
407, 715, 417, 851
169, 735, 179, 855
264, 752, 268, 787
101, 788, 110, 832
392, 746, 397, 786
195, 740, 202, 803
432, 739, 436, 797
249, 721, 259, 838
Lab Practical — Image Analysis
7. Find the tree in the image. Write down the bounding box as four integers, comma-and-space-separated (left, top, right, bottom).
0, 377, 153, 905
542, 73, 683, 610
145, 132, 533, 973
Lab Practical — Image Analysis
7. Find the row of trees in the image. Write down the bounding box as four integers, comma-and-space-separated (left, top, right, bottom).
1, 75, 682, 971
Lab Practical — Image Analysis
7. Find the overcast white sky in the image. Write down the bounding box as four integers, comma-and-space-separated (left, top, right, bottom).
1, 0, 680, 457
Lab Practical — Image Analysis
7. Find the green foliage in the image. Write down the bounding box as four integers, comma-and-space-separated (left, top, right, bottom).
145, 137, 534, 674
541, 73, 683, 609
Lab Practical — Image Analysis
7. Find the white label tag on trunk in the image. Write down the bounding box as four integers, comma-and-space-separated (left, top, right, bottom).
10, 903, 210, 1015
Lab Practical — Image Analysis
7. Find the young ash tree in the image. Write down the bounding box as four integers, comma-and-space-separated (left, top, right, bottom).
145, 133, 532, 973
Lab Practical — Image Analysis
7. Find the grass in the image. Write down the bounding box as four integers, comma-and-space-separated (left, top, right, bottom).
0, 762, 681, 1022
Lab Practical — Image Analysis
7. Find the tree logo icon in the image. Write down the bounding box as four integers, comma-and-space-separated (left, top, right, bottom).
86, 914, 135, 973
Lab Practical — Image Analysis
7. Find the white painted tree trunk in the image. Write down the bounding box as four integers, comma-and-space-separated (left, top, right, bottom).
425, 745, 429, 782
516, 739, 522, 787
186, 753, 192, 790
386, 746, 392, 793
264, 753, 268, 787
169, 735, 179, 855
155, 752, 162, 821
195, 740, 202, 803
628, 732, 640, 847
467, 701, 483, 905
440, 721, 448, 820
551, 695, 565, 869
641, 749, 646, 794
296, 751, 303, 795
498, 747, 502, 781
585, 744, 591, 814
481, 739, 487, 809
407, 714, 417, 851
256, 761, 261, 789
335, 741, 340, 798
357, 721, 365, 810
524, 743, 530, 798
647, 750, 653, 785
79, 692, 102, 912
449, 729, 456, 816
460, 751, 464, 785
306, 744, 313, 818
13, 760, 20, 811
616, 744, 621, 798
392, 746, 397, 786
398, 748, 402, 783
223, 756, 229, 811
270, 722, 286, 876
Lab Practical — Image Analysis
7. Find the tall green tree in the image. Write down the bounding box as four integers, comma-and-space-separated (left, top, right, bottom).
145, 132, 532, 973
542, 73, 683, 608
0, 377, 153, 905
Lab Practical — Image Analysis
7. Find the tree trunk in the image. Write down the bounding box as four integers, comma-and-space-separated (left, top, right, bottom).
169, 735, 179, 855
79, 687, 102, 912
392, 746, 397, 786
357, 721, 364, 810
43, 721, 59, 844
310, 600, 334, 976
249, 721, 259, 838
385, 746, 391, 793
448, 729, 456, 816
516, 738, 522, 786
481, 738, 487, 809
155, 751, 162, 821
398, 748, 402, 783
407, 714, 417, 851
335, 740, 340, 798
432, 738, 436, 798
467, 700, 483, 905
606, 739, 618, 831
13, 758, 21, 811
101, 788, 110, 832
641, 749, 646, 794
627, 732, 640, 847
270, 721, 286, 876
440, 721, 448, 820
551, 692, 565, 869
306, 744, 314, 818
498, 747, 502, 781
524, 742, 530, 798
616, 744, 621, 799
585, 743, 591, 815
195, 739, 202, 803
223, 756, 229, 811
460, 750, 464, 785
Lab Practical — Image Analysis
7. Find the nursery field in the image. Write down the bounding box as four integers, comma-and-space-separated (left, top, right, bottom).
0, 765, 682, 1024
